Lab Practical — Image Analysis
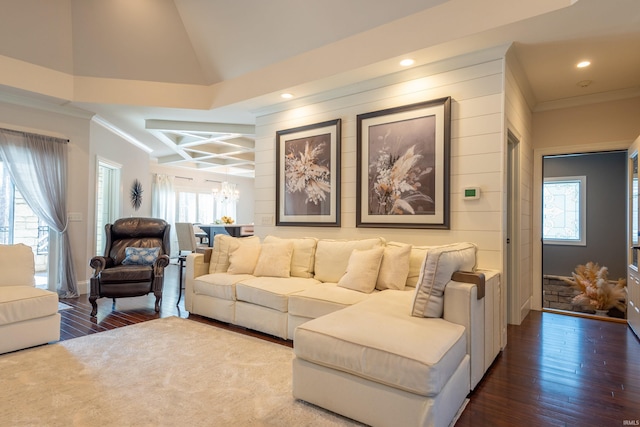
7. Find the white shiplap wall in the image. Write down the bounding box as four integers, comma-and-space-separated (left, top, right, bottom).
254, 52, 508, 271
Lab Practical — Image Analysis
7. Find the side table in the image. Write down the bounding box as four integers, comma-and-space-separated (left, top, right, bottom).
177, 255, 186, 305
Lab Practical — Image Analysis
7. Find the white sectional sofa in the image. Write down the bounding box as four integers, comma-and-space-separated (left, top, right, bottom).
0, 243, 60, 355
185, 234, 500, 427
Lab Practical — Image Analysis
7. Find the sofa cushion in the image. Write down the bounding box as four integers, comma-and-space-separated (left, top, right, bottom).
376, 242, 411, 291
337, 247, 384, 293
227, 242, 261, 275
411, 242, 477, 318
263, 236, 317, 278
294, 290, 466, 397
209, 235, 260, 274
0, 244, 35, 287
236, 277, 319, 312
0, 286, 59, 326
192, 273, 255, 301
314, 238, 385, 283
253, 240, 294, 278
289, 283, 373, 319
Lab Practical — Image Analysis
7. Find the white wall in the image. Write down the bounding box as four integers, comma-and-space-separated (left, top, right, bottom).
88, 121, 152, 276
253, 50, 507, 271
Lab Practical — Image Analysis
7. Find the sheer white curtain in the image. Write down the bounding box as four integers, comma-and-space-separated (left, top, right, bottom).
0, 128, 78, 297
152, 174, 177, 256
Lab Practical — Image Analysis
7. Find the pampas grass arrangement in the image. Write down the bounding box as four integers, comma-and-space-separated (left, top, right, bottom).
563, 262, 626, 312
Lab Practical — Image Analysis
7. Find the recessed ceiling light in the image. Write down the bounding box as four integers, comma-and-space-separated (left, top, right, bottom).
400, 58, 415, 67
281, 93, 294, 99
577, 61, 591, 68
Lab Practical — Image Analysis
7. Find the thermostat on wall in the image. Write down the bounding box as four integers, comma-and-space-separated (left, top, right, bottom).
463, 187, 480, 200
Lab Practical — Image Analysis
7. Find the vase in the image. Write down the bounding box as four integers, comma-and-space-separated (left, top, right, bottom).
594, 309, 609, 317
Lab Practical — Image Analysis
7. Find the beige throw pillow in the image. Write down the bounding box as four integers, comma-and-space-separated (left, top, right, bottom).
376, 243, 411, 291
337, 247, 384, 293
209, 235, 260, 274
314, 238, 385, 283
411, 242, 477, 318
253, 240, 294, 278
263, 235, 317, 278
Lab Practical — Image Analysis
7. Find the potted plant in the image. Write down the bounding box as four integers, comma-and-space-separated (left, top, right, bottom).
563, 262, 626, 316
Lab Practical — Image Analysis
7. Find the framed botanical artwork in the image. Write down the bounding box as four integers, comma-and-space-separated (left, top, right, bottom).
356, 97, 451, 229
276, 119, 341, 226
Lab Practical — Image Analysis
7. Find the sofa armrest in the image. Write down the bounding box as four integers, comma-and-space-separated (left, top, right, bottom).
184, 251, 211, 311
451, 271, 485, 299
443, 278, 485, 390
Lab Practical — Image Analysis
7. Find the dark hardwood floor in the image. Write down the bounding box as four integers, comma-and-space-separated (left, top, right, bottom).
59, 263, 640, 426
59, 261, 292, 347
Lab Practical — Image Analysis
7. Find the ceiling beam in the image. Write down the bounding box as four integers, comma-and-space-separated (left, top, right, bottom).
145, 119, 255, 135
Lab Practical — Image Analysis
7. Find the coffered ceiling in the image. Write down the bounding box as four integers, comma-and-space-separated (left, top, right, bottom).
0, 0, 639, 177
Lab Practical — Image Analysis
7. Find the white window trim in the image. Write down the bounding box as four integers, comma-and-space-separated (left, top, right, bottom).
543, 175, 587, 246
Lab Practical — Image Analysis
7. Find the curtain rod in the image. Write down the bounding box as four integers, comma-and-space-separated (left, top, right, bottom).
0, 127, 69, 143
175, 176, 223, 184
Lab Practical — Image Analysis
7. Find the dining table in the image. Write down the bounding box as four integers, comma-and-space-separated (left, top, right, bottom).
197, 224, 250, 246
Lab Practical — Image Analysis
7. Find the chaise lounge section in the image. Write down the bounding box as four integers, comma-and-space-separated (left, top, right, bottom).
185, 235, 501, 426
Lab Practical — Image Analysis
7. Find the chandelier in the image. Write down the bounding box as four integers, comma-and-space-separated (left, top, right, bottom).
213, 181, 239, 202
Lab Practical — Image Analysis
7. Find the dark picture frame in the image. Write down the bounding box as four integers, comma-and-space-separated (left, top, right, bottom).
276, 119, 341, 226
356, 97, 451, 229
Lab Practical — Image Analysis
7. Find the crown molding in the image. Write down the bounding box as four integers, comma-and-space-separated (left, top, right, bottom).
0, 90, 94, 120
534, 87, 640, 112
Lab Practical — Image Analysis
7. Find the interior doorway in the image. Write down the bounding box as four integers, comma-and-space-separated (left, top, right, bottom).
541, 151, 627, 319
507, 130, 522, 324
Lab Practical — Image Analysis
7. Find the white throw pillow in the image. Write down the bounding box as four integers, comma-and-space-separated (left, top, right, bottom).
405, 244, 432, 288
227, 242, 262, 275
411, 242, 477, 318
263, 235, 317, 278
337, 247, 384, 293
314, 238, 385, 283
253, 240, 294, 278
376, 243, 411, 291
209, 235, 260, 274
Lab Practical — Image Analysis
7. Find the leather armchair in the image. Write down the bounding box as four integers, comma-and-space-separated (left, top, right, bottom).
89, 217, 171, 317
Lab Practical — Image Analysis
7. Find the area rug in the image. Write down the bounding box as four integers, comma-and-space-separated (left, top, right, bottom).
0, 317, 362, 426
57, 302, 73, 311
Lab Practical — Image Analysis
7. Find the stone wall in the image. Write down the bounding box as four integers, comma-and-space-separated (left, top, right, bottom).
543, 275, 595, 313
543, 275, 626, 318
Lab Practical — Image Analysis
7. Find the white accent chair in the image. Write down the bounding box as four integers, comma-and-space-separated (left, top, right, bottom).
0, 243, 60, 354
175, 222, 209, 256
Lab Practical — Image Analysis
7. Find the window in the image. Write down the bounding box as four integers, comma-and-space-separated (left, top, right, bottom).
95, 159, 121, 255
176, 190, 215, 224
543, 176, 586, 245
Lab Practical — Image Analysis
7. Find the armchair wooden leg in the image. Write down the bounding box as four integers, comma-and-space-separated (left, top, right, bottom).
89, 296, 98, 317
154, 295, 161, 312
